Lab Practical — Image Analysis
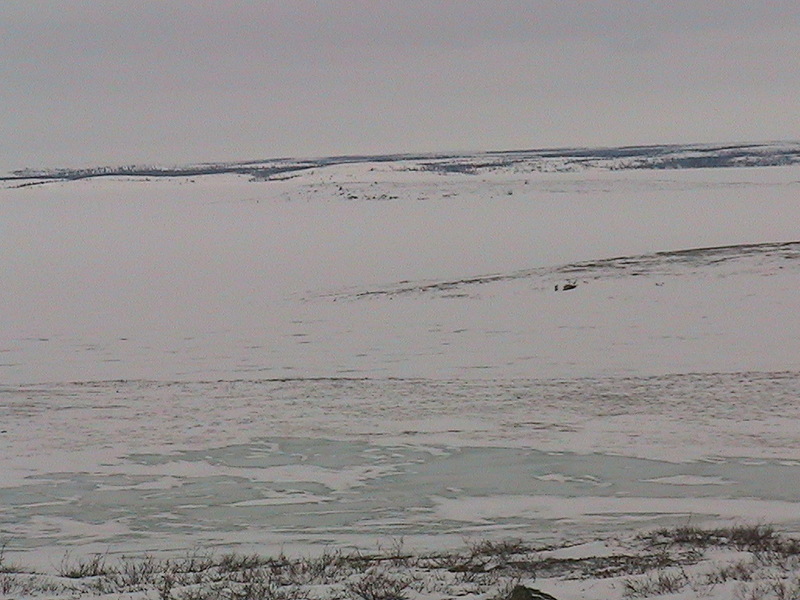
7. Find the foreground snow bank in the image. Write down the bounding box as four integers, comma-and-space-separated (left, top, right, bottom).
1, 525, 798, 600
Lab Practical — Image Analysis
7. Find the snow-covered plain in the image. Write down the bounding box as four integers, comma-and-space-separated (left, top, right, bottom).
2, 144, 800, 597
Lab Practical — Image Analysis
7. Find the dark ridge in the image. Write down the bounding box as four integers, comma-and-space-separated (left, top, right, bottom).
5, 142, 800, 183
326, 240, 800, 300
412, 142, 800, 175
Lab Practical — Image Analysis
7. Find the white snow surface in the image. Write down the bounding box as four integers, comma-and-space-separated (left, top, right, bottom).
2, 156, 800, 582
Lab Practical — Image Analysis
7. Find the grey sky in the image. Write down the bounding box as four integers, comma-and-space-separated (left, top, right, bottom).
2, 1, 799, 171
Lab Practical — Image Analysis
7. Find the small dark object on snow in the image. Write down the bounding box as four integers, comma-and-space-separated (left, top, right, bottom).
557, 279, 577, 291
506, 584, 559, 600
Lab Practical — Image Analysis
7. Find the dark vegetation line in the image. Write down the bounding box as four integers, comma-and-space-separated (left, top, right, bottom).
4, 142, 800, 184
330, 239, 800, 300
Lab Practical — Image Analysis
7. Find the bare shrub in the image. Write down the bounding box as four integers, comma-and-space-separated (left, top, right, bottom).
0, 572, 69, 596
623, 568, 689, 598
704, 559, 757, 584
58, 552, 110, 579
0, 573, 17, 596
346, 567, 413, 600
157, 571, 176, 600
112, 554, 161, 589
171, 549, 216, 575
767, 575, 800, 600
0, 543, 11, 574
425, 540, 534, 575
470, 539, 533, 559
226, 568, 279, 600
727, 525, 779, 552
217, 552, 265, 573
174, 581, 229, 600
734, 580, 773, 600
272, 548, 364, 586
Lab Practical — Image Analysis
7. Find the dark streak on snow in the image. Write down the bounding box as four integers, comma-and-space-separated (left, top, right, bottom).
318, 240, 800, 301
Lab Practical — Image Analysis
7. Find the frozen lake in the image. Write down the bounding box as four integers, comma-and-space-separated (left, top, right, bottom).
3, 375, 800, 564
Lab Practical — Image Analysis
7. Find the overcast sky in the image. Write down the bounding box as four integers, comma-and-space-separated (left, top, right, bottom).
2, 1, 800, 171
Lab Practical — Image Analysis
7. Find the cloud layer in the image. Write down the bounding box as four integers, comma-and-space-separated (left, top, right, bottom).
3, 1, 799, 170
